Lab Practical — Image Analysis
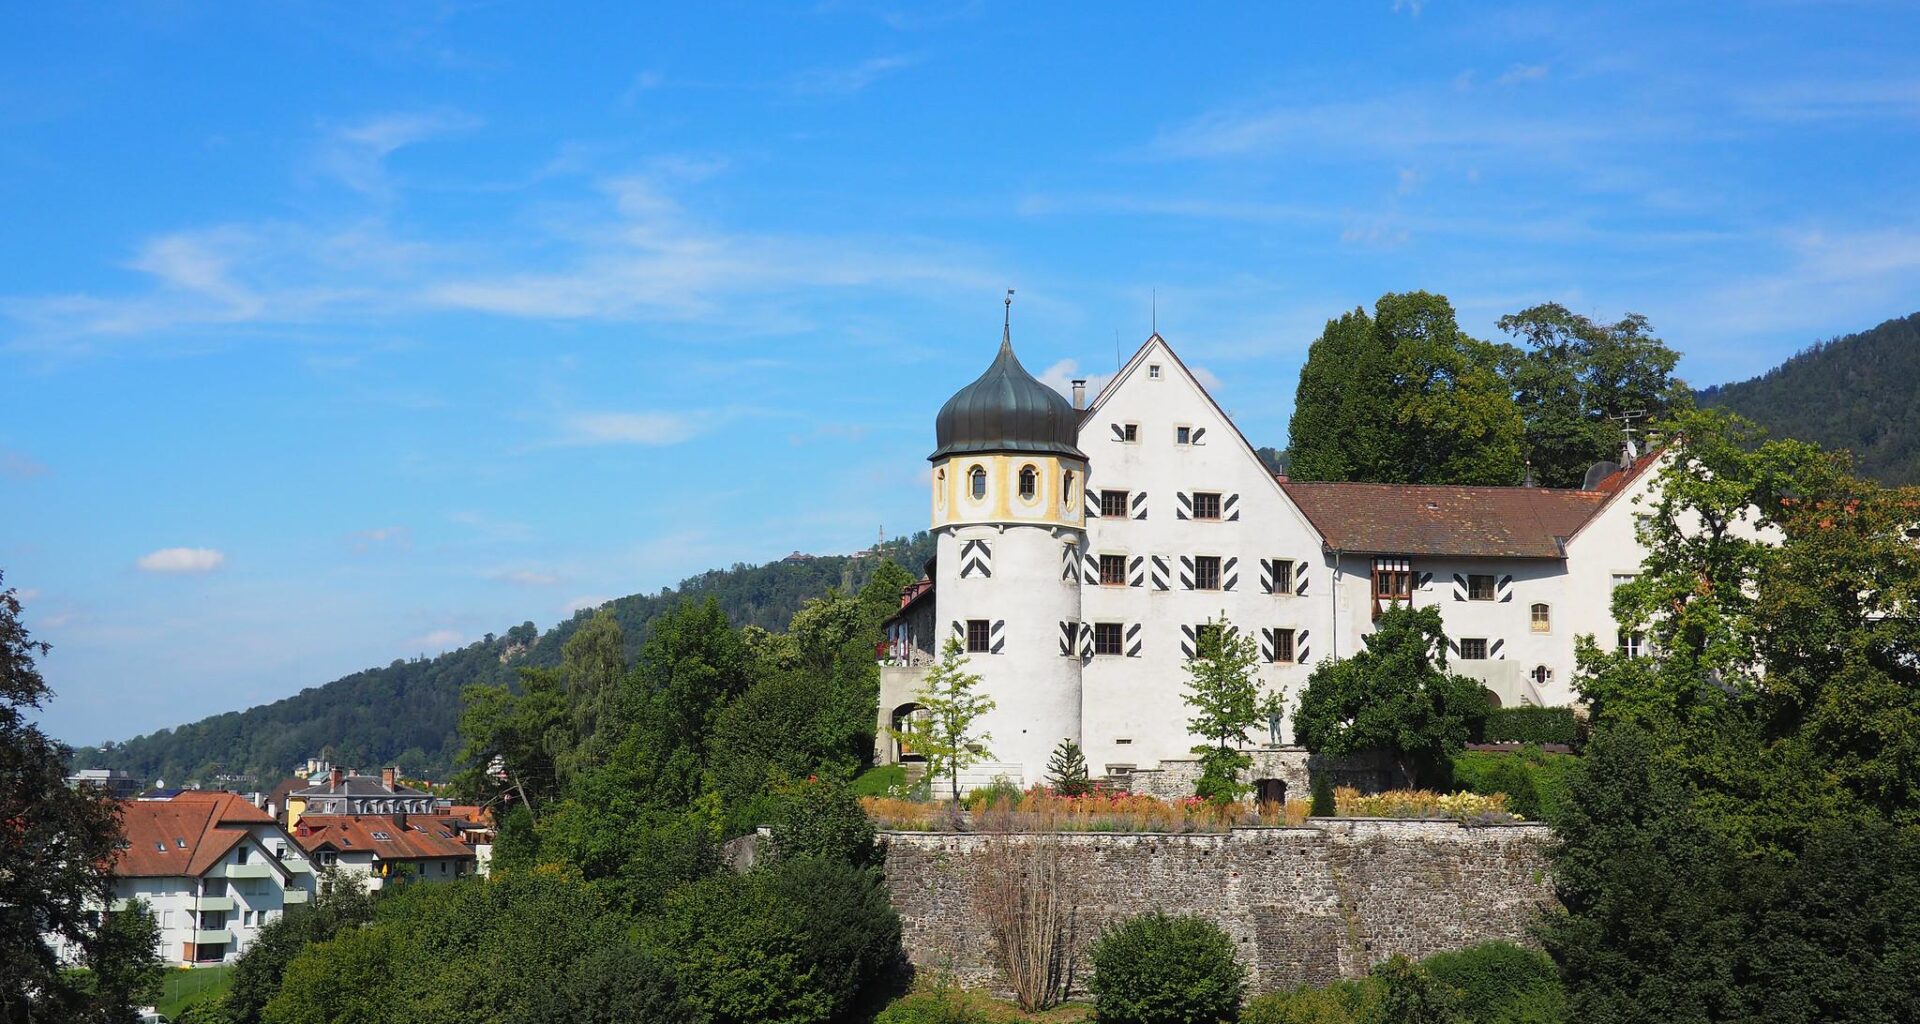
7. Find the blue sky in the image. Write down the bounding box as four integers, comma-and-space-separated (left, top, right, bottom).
6, 2, 1919, 745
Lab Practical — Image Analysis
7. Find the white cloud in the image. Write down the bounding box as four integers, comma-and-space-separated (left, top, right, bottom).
1392, 0, 1425, 14
560, 410, 704, 446
563, 596, 611, 615
14, 587, 40, 602
136, 547, 226, 574
1, 448, 49, 479
1151, 92, 1634, 162
315, 110, 480, 194
792, 55, 919, 96
348, 526, 411, 554
406, 628, 463, 650
488, 568, 562, 587
1496, 64, 1549, 86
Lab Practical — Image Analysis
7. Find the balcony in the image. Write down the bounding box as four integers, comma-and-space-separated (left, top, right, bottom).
192, 929, 230, 946
281, 857, 314, 873
281, 888, 310, 904
223, 861, 275, 880
194, 896, 234, 912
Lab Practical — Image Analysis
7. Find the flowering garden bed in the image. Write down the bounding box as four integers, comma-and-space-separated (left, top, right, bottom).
861, 785, 1518, 833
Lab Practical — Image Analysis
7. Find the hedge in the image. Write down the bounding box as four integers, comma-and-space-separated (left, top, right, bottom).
1452, 747, 1579, 822
1482, 706, 1579, 746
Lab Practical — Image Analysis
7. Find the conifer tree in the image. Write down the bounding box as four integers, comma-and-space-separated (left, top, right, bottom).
1046, 738, 1091, 796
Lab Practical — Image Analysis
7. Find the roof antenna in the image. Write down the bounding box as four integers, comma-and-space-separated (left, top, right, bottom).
1151, 289, 1158, 336
1003, 288, 1014, 345
1115, 328, 1122, 371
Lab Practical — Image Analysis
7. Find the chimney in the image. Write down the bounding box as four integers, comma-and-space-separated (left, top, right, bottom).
1071, 379, 1087, 410
328, 766, 344, 789
381, 766, 397, 791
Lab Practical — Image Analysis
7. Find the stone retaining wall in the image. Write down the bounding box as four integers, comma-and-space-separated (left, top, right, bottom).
880, 819, 1555, 996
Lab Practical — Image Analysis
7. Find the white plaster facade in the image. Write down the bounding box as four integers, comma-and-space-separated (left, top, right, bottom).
882, 332, 1659, 790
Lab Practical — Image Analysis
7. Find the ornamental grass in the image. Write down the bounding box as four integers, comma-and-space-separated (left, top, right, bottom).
861, 785, 1522, 832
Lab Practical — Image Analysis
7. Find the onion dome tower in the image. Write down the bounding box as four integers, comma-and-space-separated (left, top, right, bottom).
927, 292, 1086, 790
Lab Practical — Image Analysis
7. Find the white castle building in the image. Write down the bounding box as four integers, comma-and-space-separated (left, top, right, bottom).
879, 322, 1661, 789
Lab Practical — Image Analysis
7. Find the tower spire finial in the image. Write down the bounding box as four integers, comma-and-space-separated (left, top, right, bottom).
1003, 288, 1014, 345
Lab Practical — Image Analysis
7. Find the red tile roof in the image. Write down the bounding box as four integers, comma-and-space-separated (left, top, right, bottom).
293, 814, 477, 863
1280, 480, 1612, 558
114, 791, 276, 878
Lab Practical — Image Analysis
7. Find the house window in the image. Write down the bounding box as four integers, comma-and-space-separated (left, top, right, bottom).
1194, 556, 1222, 590
1018, 465, 1038, 501
1093, 622, 1123, 656
1099, 554, 1127, 586
1148, 364, 1161, 379
1617, 630, 1645, 658
1191, 492, 1221, 520
1531, 665, 1553, 685
319, 851, 337, 867
1611, 573, 1636, 589
1176, 426, 1192, 445
1271, 559, 1294, 594
969, 466, 987, 501
1459, 638, 1489, 660
200, 910, 226, 929
194, 943, 227, 964
235, 845, 250, 864
1271, 628, 1296, 664
1195, 623, 1224, 650
1121, 423, 1138, 441
1531, 603, 1551, 632
1371, 558, 1412, 602
1062, 471, 1075, 511
967, 619, 991, 653
1100, 489, 1130, 517
1467, 574, 1496, 601
205, 879, 227, 897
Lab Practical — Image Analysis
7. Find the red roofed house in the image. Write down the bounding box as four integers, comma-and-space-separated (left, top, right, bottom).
108, 790, 317, 965
291, 811, 478, 891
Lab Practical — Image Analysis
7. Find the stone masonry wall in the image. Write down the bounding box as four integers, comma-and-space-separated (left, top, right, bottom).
880, 820, 1555, 997
1120, 747, 1407, 802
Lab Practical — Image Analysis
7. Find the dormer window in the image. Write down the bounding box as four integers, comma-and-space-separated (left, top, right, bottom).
1018, 465, 1037, 501
969, 466, 987, 500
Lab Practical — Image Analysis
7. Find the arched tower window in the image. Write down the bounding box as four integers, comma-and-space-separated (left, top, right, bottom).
969, 465, 987, 500
1062, 470, 1075, 511
1018, 465, 1037, 501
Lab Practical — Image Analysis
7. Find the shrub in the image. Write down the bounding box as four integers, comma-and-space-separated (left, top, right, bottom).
1422, 942, 1565, 1023
1371, 955, 1462, 1024
1241, 978, 1379, 1024
964, 776, 1024, 811
770, 776, 879, 868
1452, 747, 1578, 823
1088, 912, 1245, 1024
873, 975, 988, 1024
1309, 774, 1336, 817
654, 855, 902, 1024
1481, 707, 1578, 746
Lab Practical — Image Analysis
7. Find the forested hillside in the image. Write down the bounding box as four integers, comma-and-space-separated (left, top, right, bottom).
68, 533, 936, 786
1699, 311, 1920, 484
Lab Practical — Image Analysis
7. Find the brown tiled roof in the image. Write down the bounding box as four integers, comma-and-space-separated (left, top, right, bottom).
114, 791, 276, 878
1280, 480, 1613, 558
293, 814, 477, 863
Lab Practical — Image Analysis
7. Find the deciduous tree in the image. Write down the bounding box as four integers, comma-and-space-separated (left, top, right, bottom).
902, 637, 995, 801
1181, 617, 1262, 804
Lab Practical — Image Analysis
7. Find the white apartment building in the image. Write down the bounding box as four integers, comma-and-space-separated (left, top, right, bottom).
881, 328, 1659, 788
108, 790, 317, 965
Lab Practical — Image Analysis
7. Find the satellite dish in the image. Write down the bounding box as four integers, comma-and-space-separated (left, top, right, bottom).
1581, 461, 1621, 490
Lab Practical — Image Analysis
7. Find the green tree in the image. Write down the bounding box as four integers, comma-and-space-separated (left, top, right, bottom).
81, 899, 166, 1024
1287, 292, 1524, 485
1370, 955, 1463, 1024
902, 638, 996, 802
1087, 912, 1247, 1024
0, 570, 125, 1024
228, 869, 376, 1023
1181, 617, 1262, 804
1045, 739, 1092, 797
558, 610, 627, 782
1496, 302, 1689, 488
766, 775, 878, 869
1293, 605, 1487, 789
454, 666, 571, 814
706, 669, 855, 831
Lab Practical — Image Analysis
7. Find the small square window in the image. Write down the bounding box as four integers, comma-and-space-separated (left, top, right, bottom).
1193, 556, 1222, 590
1148, 364, 1161, 379
1121, 423, 1138, 442
1617, 630, 1645, 658
1176, 426, 1191, 445
1192, 492, 1221, 520
1459, 638, 1489, 660
1195, 622, 1224, 649
1099, 554, 1127, 586
1467, 574, 1496, 601
1530, 603, 1551, 633
1093, 622, 1124, 656
1100, 489, 1130, 517
967, 619, 991, 653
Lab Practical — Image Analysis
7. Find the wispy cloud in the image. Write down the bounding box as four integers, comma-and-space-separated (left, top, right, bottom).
1736, 76, 1920, 124
486, 567, 563, 587
791, 54, 919, 96
348, 526, 411, 554
1496, 64, 1549, 86
314, 110, 480, 194
136, 547, 226, 574
1151, 92, 1631, 161
405, 627, 463, 650
563, 595, 610, 615
1, 447, 49, 479
1037, 358, 1114, 407
559, 410, 706, 446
